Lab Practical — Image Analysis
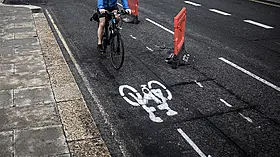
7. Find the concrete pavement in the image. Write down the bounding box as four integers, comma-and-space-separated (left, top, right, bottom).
0, 2, 110, 156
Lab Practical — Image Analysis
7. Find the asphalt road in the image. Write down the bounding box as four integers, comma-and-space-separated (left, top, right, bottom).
38, 0, 280, 156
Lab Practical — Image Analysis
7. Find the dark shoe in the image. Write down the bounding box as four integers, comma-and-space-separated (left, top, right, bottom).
97, 44, 104, 54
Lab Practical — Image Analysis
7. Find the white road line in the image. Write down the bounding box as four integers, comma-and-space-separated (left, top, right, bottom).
146, 18, 174, 34
130, 35, 137, 39
220, 99, 233, 107
195, 80, 203, 88
177, 128, 208, 157
146, 46, 154, 52
184, 1, 201, 6
219, 57, 280, 92
45, 9, 128, 156
209, 9, 231, 16
243, 20, 274, 29
249, 0, 280, 8
239, 113, 253, 123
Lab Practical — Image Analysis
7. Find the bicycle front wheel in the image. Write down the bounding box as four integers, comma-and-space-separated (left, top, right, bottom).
110, 32, 125, 70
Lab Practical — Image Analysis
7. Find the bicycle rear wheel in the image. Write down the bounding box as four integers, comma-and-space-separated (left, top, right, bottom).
110, 33, 125, 70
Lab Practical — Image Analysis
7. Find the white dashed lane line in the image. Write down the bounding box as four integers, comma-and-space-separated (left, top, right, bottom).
239, 113, 253, 123
184, 1, 202, 7
219, 57, 280, 92
130, 35, 137, 39
145, 18, 174, 34
209, 9, 231, 16
243, 20, 274, 29
194, 80, 204, 88
220, 99, 233, 107
177, 128, 210, 157
146, 46, 154, 52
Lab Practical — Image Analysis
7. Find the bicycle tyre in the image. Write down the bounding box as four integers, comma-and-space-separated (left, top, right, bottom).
110, 32, 125, 70
102, 26, 108, 53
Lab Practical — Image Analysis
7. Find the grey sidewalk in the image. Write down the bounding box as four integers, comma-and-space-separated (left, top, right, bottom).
0, 3, 110, 157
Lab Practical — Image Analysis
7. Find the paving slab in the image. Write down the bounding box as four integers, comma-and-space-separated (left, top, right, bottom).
15, 125, 69, 156
0, 103, 60, 131
0, 131, 13, 156
14, 44, 41, 56
14, 86, 54, 106
15, 31, 37, 39
0, 46, 14, 57
0, 53, 44, 64
0, 89, 13, 109
0, 63, 14, 75
15, 61, 46, 74
0, 72, 49, 90
2, 37, 39, 47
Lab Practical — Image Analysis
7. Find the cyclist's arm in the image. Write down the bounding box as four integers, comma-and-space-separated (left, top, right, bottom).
97, 0, 104, 9
121, 0, 129, 9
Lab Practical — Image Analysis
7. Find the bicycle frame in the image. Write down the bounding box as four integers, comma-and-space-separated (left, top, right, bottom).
103, 11, 121, 47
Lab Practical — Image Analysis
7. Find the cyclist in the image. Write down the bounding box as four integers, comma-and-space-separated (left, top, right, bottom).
97, 0, 131, 53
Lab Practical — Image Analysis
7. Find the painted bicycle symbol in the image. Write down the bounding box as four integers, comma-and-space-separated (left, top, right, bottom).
119, 80, 178, 123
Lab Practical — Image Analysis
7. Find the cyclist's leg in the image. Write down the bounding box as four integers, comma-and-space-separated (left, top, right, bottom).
97, 18, 105, 45
97, 9, 106, 52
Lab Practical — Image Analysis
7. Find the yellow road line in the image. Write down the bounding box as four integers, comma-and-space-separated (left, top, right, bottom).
249, 0, 280, 8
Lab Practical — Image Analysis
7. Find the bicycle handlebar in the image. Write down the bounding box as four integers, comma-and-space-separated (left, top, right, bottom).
102, 10, 129, 16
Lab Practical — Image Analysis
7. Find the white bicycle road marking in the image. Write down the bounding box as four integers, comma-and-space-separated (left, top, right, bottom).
119, 80, 178, 123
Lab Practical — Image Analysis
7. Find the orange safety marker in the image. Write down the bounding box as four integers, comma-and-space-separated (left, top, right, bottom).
172, 7, 187, 69
123, 0, 140, 24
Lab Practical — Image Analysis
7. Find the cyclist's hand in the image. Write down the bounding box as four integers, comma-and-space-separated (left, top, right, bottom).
125, 9, 131, 14
99, 9, 107, 14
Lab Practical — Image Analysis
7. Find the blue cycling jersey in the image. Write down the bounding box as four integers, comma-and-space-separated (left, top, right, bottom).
98, 0, 129, 9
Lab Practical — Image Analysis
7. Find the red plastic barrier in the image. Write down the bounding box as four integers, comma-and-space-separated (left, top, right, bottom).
174, 7, 186, 56
128, 0, 138, 17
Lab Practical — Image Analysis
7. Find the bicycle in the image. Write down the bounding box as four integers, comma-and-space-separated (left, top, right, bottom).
100, 10, 128, 70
